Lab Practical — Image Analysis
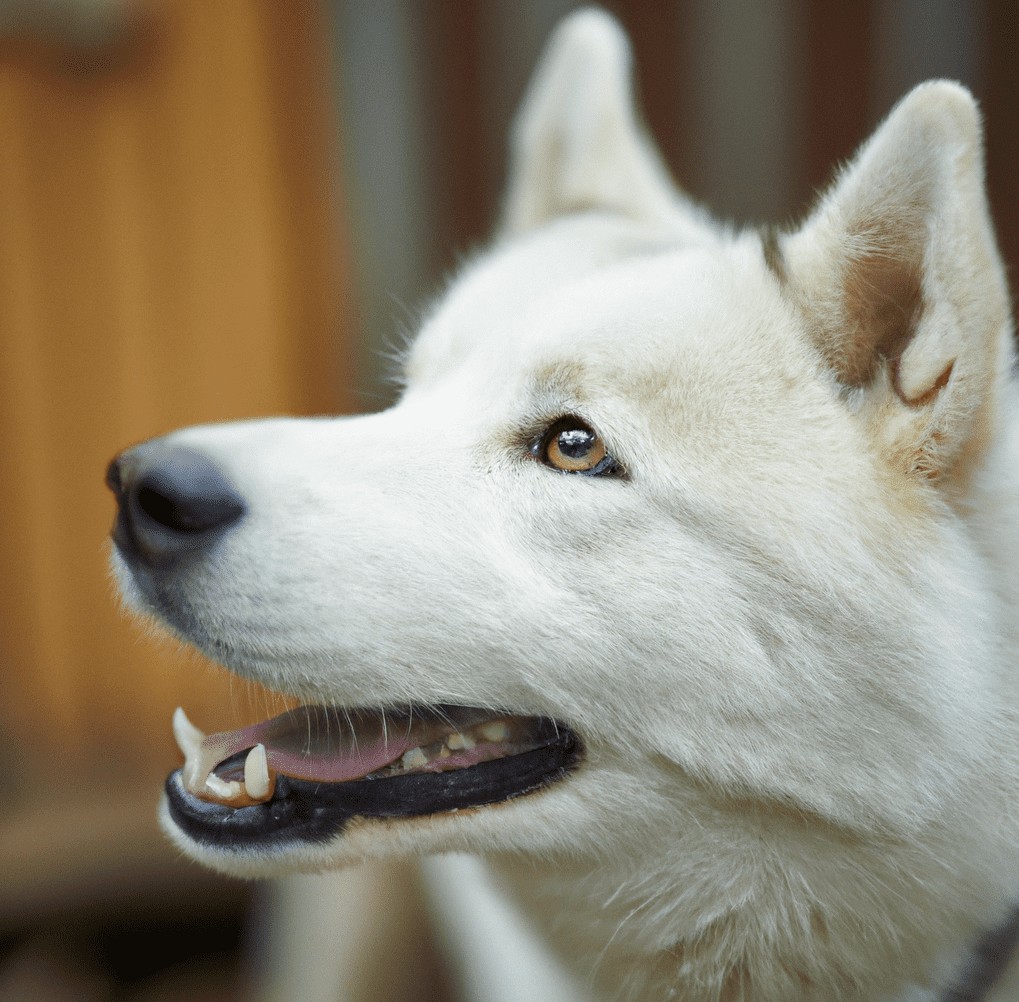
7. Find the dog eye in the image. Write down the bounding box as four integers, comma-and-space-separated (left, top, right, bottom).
535, 418, 621, 476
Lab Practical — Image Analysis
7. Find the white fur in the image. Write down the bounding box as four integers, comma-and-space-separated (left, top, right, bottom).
112, 10, 1019, 1000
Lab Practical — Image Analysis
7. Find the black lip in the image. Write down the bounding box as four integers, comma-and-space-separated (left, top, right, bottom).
165, 719, 581, 850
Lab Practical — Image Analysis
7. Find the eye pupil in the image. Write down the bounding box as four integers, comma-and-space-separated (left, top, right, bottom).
541, 419, 609, 473
557, 429, 595, 458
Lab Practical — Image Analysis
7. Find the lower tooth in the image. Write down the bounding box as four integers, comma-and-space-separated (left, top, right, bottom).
402, 747, 428, 768
244, 743, 271, 799
206, 774, 242, 800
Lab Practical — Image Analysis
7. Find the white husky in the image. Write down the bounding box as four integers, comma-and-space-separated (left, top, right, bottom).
107, 10, 1019, 1001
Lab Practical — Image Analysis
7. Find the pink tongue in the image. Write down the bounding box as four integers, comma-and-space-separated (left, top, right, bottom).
200, 705, 484, 783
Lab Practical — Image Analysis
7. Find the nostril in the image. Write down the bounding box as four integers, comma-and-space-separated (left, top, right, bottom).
134, 475, 243, 538
108, 445, 246, 565
133, 456, 245, 535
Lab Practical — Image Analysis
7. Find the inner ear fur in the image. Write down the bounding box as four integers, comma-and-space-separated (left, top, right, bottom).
782, 80, 1013, 484
836, 242, 925, 393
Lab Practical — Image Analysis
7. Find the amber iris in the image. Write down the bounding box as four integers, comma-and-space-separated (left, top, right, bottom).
545, 425, 606, 472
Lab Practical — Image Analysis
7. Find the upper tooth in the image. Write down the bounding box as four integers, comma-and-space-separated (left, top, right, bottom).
479, 721, 509, 743
173, 706, 205, 757
173, 707, 208, 790
446, 732, 475, 750
244, 744, 271, 799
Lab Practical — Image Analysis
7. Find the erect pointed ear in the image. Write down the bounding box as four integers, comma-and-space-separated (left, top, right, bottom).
500, 8, 679, 237
782, 81, 1014, 489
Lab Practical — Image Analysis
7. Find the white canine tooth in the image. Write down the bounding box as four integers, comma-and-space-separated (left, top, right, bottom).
244, 743, 271, 799
479, 721, 509, 743
205, 774, 242, 800
172, 706, 206, 757
446, 732, 475, 751
173, 707, 208, 790
401, 747, 428, 768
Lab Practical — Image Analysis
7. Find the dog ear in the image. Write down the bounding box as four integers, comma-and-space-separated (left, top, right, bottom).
500, 9, 679, 237
783, 81, 1014, 489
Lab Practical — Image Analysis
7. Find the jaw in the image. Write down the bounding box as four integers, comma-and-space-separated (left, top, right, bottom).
157, 758, 589, 882
111, 547, 590, 875
158, 699, 583, 874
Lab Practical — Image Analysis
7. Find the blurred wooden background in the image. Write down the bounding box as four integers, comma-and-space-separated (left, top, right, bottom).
0, 1, 1016, 999
0, 0, 346, 784
0, 3, 353, 997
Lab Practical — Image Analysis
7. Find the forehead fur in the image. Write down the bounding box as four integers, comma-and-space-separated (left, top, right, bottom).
405, 212, 717, 389
407, 216, 830, 464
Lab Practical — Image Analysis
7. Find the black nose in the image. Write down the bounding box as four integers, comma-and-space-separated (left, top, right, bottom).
107, 444, 245, 565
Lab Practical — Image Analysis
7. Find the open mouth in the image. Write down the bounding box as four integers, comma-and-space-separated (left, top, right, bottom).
165, 704, 581, 849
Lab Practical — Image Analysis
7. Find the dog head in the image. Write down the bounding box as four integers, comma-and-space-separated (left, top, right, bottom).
108, 10, 1019, 998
